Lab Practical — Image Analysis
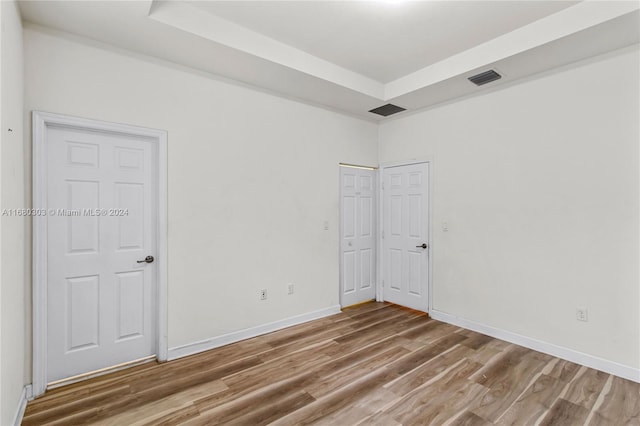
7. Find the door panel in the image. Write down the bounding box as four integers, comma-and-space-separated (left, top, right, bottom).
360, 249, 373, 290
343, 251, 356, 293
408, 252, 422, 296
360, 196, 372, 237
382, 162, 429, 312
390, 195, 402, 236
67, 181, 100, 253
115, 271, 145, 340
47, 126, 156, 383
340, 167, 376, 307
66, 275, 100, 351
343, 195, 356, 238
389, 249, 402, 291
116, 183, 145, 249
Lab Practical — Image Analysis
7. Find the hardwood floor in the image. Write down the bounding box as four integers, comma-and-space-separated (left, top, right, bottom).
23, 302, 640, 425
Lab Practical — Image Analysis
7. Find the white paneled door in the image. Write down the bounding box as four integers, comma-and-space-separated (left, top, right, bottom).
382, 162, 429, 312
340, 166, 376, 307
46, 125, 157, 383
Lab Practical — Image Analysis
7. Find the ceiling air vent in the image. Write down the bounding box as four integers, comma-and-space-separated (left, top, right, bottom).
468, 70, 502, 86
369, 103, 406, 117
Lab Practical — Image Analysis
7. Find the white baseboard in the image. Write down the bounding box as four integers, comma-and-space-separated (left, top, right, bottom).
12, 384, 32, 426
168, 305, 342, 361
430, 309, 640, 383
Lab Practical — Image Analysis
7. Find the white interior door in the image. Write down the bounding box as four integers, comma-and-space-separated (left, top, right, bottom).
340, 166, 376, 307
382, 162, 429, 312
46, 125, 157, 383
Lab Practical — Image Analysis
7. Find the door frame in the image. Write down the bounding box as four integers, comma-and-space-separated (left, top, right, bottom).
32, 111, 169, 397
377, 159, 433, 313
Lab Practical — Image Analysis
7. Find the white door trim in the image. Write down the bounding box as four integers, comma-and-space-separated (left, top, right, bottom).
378, 159, 433, 313
32, 111, 168, 397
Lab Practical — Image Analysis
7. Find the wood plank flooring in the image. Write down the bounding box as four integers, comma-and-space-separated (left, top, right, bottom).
23, 302, 640, 425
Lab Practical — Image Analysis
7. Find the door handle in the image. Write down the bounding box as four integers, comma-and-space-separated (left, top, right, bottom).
137, 255, 154, 264
416, 243, 428, 249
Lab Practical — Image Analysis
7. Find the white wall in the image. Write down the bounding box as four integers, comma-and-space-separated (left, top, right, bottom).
0, 1, 26, 424
379, 46, 640, 370
24, 26, 378, 352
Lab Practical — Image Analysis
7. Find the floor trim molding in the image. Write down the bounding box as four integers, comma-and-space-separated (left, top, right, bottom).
167, 305, 342, 360
12, 384, 32, 426
430, 309, 640, 383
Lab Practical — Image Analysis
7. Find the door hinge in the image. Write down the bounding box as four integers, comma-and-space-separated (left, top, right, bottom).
381, 230, 384, 239
382, 182, 385, 190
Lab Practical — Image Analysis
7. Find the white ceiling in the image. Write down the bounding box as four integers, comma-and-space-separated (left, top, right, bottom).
17, 1, 640, 121
189, 1, 578, 83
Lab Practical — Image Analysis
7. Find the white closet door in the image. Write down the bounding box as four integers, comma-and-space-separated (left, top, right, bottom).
382, 162, 429, 312
340, 167, 376, 307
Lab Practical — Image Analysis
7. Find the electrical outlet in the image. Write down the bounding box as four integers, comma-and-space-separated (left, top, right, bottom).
260, 289, 267, 300
288, 283, 294, 295
576, 307, 588, 322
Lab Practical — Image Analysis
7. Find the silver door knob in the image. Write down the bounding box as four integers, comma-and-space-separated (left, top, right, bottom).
137, 255, 154, 264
